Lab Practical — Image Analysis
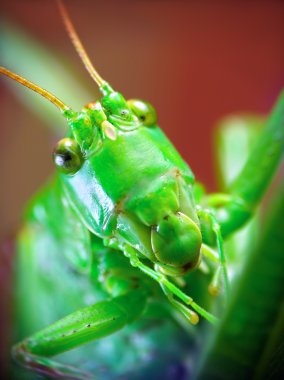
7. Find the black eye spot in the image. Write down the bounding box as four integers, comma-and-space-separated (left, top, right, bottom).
56, 152, 72, 165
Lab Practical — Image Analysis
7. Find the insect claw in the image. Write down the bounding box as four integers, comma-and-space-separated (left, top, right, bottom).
208, 284, 221, 297
208, 266, 222, 297
182, 306, 199, 325
190, 312, 199, 325
161, 288, 199, 325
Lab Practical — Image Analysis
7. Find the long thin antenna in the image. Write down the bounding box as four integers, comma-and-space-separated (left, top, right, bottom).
58, 0, 105, 88
0, 67, 70, 111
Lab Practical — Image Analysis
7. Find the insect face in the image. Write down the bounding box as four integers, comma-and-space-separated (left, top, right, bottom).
55, 93, 202, 276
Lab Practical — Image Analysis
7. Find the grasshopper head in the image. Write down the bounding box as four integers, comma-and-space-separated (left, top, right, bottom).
53, 87, 201, 276
0, 4, 202, 278
53, 78, 159, 172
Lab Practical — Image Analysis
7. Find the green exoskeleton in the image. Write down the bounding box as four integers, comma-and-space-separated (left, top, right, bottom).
1, 2, 283, 379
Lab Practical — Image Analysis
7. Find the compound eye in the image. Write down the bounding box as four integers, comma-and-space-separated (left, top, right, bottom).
53, 138, 83, 175
127, 99, 157, 126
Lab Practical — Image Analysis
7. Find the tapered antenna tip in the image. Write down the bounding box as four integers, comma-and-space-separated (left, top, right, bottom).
58, 0, 107, 90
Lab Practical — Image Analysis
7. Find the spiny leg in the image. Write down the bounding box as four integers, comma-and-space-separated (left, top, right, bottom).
13, 290, 147, 379
123, 244, 219, 325
195, 92, 283, 298
195, 117, 262, 293
197, 207, 229, 298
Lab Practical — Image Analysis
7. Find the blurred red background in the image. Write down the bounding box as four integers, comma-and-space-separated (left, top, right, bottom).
0, 0, 283, 375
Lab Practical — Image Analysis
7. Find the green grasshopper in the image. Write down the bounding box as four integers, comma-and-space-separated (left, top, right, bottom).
1, 2, 283, 379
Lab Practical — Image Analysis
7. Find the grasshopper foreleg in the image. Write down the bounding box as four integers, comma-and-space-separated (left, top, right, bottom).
197, 207, 229, 298
12, 290, 147, 379
123, 244, 219, 325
